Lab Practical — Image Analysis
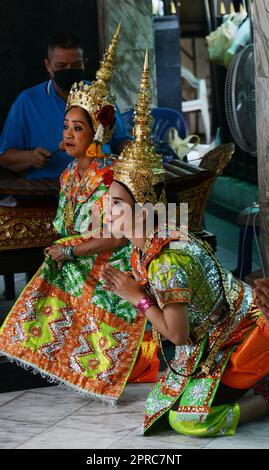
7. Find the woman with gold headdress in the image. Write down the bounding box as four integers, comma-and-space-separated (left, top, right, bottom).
0, 29, 159, 404
101, 52, 269, 436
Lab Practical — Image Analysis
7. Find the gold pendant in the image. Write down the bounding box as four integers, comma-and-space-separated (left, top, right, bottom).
64, 200, 74, 229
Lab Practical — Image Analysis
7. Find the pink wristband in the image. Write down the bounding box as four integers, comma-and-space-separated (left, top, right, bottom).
137, 295, 157, 316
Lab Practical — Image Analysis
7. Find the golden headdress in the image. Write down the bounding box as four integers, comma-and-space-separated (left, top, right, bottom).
113, 51, 166, 204
66, 23, 121, 145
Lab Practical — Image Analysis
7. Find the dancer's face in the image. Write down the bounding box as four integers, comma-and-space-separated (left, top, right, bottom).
63, 106, 94, 158
105, 181, 136, 238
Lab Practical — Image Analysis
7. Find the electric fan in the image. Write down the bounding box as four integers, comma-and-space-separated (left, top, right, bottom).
225, 43, 256, 156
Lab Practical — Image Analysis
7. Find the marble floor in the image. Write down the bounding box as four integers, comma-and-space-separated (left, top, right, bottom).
0, 383, 269, 449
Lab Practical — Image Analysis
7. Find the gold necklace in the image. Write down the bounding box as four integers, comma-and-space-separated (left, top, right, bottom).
64, 200, 75, 230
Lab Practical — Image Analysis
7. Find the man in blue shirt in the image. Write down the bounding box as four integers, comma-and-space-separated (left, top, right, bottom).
0, 33, 130, 180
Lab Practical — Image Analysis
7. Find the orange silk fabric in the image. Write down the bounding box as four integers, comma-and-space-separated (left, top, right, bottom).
221, 316, 269, 389
128, 331, 160, 383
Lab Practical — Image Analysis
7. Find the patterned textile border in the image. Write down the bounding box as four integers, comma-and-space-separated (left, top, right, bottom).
0, 246, 146, 403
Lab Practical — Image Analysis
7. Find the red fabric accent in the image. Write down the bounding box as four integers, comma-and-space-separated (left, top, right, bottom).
96, 105, 115, 128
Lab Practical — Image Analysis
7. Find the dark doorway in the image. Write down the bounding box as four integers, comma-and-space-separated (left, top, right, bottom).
0, 0, 99, 130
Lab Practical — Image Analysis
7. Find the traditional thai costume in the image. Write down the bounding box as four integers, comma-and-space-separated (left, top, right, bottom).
112, 51, 269, 436
131, 230, 269, 436
0, 28, 158, 404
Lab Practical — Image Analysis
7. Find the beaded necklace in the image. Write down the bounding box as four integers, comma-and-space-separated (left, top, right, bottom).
63, 167, 87, 230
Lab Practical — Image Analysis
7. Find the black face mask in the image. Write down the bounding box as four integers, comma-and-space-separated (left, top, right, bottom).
52, 68, 84, 91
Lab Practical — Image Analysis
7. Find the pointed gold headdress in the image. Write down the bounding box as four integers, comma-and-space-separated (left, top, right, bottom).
113, 50, 166, 204
66, 23, 121, 144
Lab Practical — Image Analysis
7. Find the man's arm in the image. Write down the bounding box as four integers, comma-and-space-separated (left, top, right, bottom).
0, 147, 51, 173
0, 92, 52, 174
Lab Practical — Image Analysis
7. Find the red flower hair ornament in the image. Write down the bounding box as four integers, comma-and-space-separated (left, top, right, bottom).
96, 104, 115, 129
94, 104, 116, 144
102, 169, 114, 188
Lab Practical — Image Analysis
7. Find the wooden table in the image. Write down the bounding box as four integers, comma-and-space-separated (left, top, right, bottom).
0, 169, 59, 299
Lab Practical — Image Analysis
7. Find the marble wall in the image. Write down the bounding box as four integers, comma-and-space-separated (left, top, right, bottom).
97, 0, 157, 112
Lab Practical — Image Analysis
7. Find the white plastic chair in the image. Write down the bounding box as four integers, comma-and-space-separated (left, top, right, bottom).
181, 66, 211, 144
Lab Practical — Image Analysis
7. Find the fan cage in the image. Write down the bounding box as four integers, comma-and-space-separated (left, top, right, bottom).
225, 44, 257, 157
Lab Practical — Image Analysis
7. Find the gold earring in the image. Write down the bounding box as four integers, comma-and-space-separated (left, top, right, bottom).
86, 143, 103, 158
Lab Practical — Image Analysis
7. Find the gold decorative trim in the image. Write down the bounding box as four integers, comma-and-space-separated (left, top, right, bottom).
0, 206, 57, 250
156, 288, 191, 308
